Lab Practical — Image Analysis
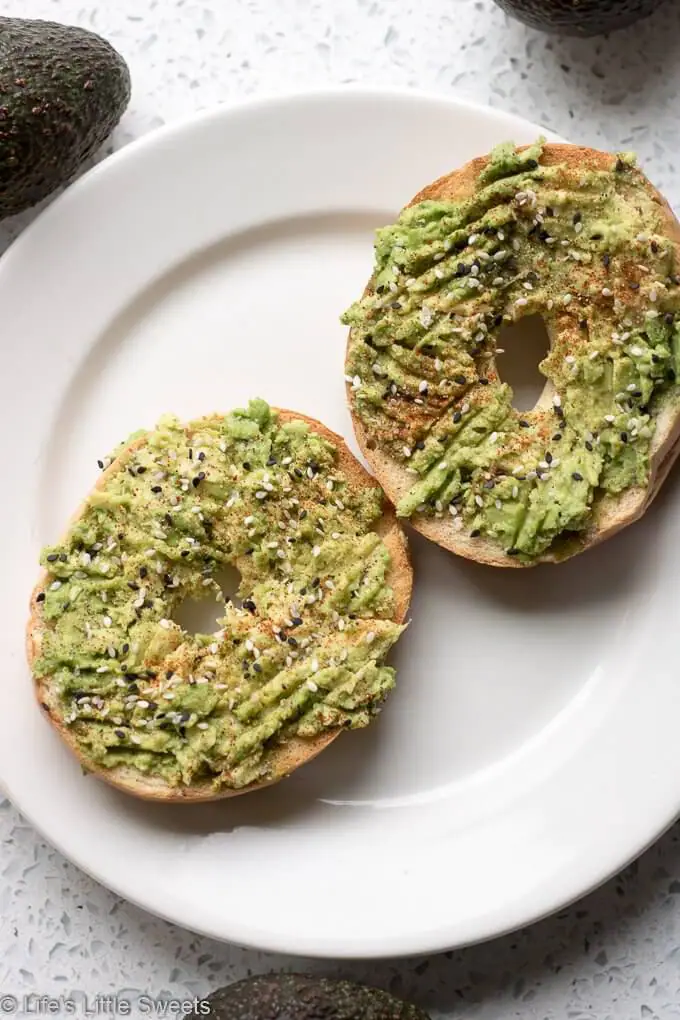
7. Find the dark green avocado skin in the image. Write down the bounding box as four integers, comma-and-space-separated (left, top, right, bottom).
195, 975, 431, 1020
0, 17, 130, 218
492, 0, 664, 36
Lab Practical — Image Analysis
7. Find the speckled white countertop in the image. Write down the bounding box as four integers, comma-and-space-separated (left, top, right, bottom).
3, 0, 680, 1016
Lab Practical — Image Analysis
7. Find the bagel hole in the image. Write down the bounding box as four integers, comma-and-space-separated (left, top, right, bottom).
173, 564, 243, 635
495, 313, 550, 411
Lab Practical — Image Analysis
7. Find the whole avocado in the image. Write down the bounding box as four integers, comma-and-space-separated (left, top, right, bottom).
0, 17, 130, 219
491, 0, 664, 36
195, 974, 431, 1019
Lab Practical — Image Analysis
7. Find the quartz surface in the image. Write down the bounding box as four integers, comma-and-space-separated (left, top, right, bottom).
3, 0, 680, 1015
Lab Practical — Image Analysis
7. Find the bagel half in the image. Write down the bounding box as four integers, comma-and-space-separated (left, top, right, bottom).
27, 407, 412, 802
345, 142, 680, 567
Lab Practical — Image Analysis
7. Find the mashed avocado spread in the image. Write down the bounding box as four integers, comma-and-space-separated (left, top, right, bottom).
34, 400, 403, 790
343, 140, 680, 559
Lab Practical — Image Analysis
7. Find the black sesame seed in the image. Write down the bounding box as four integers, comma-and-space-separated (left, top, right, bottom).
629, 282, 640, 291
507, 548, 520, 556
242, 599, 256, 613
151, 485, 162, 493
179, 711, 191, 723
553, 433, 562, 441
122, 643, 130, 655
136, 466, 146, 475
615, 157, 626, 172
602, 254, 611, 269
651, 240, 659, 254
545, 207, 554, 217
620, 432, 628, 443
243, 462, 251, 470
470, 529, 481, 538
415, 440, 426, 450
454, 375, 467, 385
665, 313, 674, 325
180, 550, 190, 557
253, 662, 262, 673
668, 369, 677, 382
525, 158, 538, 169
519, 419, 530, 428
115, 729, 126, 739
197, 451, 206, 461
266, 456, 277, 466
294, 468, 303, 478
538, 229, 550, 242
456, 263, 469, 277
483, 480, 495, 490
287, 637, 298, 648
97, 459, 104, 469
545, 452, 553, 464
291, 617, 303, 627
572, 472, 583, 481
192, 476, 201, 487
573, 211, 582, 225
139, 567, 148, 578
188, 448, 193, 460
453, 411, 462, 423
585, 441, 593, 452
590, 233, 602, 241
479, 378, 489, 386
311, 577, 320, 588
36, 592, 45, 602
493, 314, 503, 327
579, 320, 587, 330
46, 553, 58, 562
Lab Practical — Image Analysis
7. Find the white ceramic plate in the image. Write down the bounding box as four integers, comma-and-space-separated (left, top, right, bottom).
2, 88, 679, 959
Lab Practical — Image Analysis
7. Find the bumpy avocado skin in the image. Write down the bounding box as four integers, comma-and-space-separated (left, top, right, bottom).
0, 18, 130, 218
197, 974, 430, 1020
492, 0, 663, 36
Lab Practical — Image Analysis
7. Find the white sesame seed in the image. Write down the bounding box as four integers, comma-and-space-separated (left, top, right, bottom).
601, 287, 612, 298
646, 310, 659, 319
552, 394, 562, 407
255, 491, 267, 499
402, 446, 412, 458
604, 414, 615, 423
311, 658, 319, 672
366, 631, 376, 644
515, 297, 528, 307
512, 486, 519, 499
630, 345, 643, 356
490, 431, 498, 443
49, 580, 62, 591
418, 380, 428, 393
306, 679, 319, 693
523, 281, 533, 291
475, 494, 484, 508
650, 290, 658, 302
197, 722, 209, 730
163, 693, 175, 701
96, 665, 109, 674
551, 458, 561, 468
495, 499, 502, 510
565, 355, 576, 365
562, 294, 572, 305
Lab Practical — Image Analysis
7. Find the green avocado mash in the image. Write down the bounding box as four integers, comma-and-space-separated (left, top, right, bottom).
34, 400, 404, 790
343, 139, 680, 559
